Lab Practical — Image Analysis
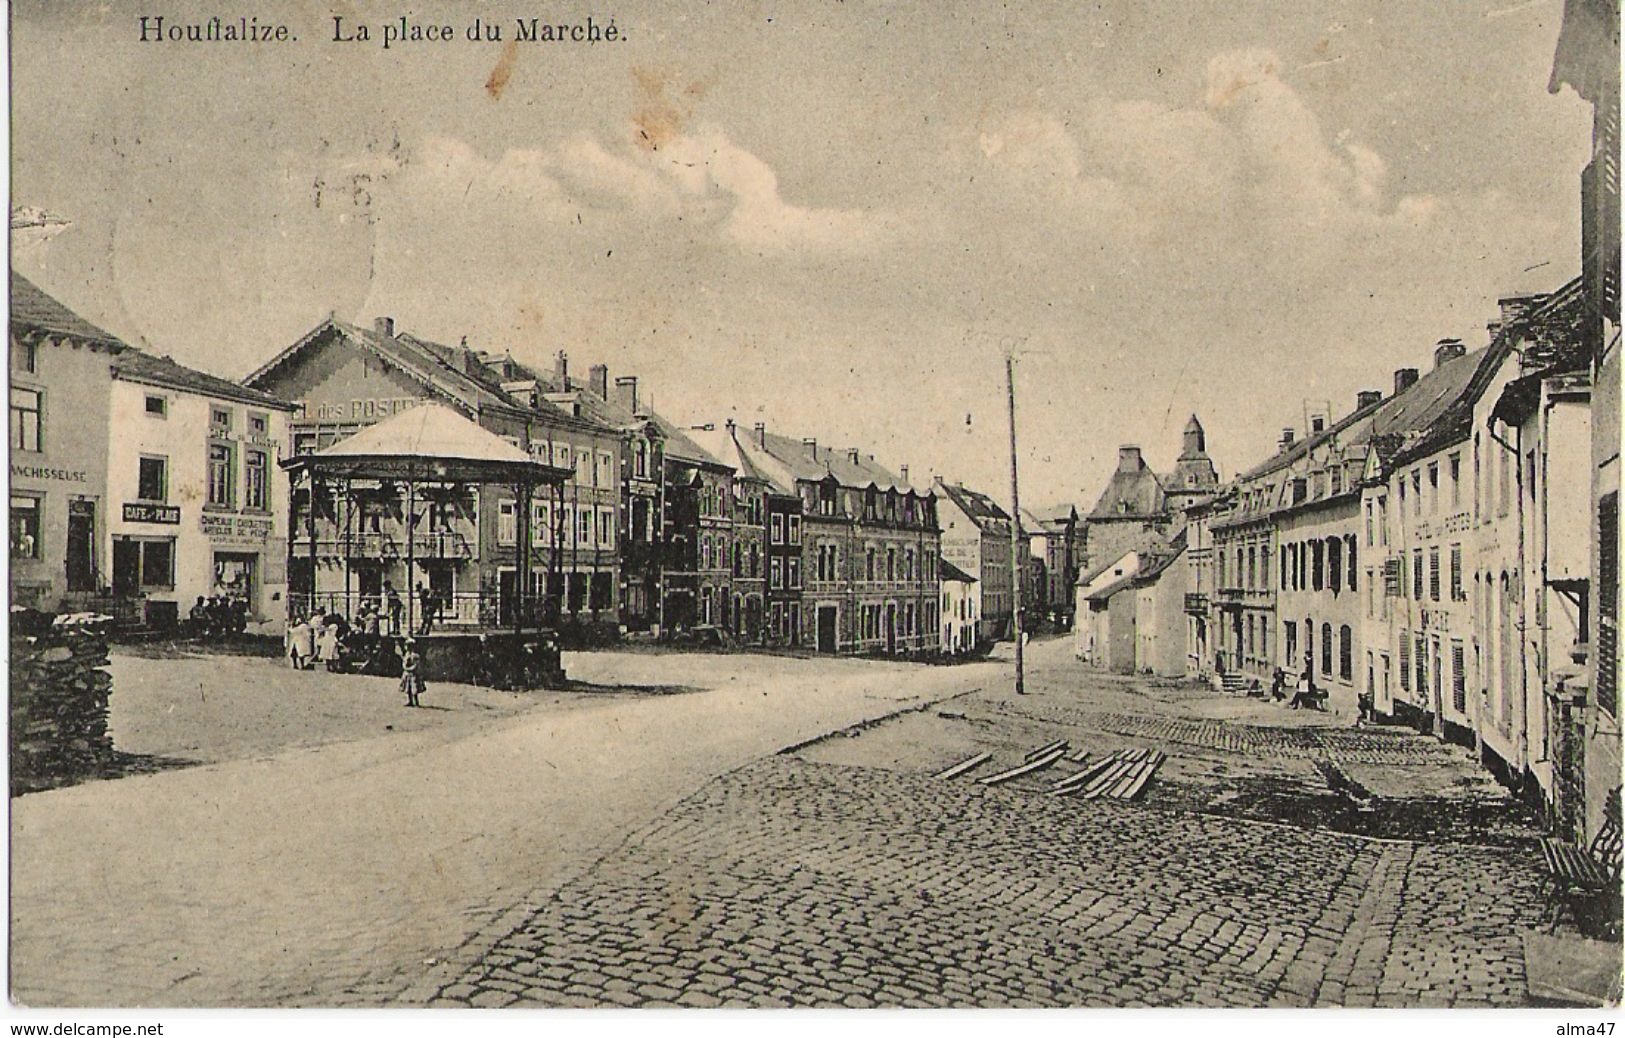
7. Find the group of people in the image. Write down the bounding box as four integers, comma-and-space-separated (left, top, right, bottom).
285, 612, 429, 707
186, 595, 249, 640
1262, 664, 1328, 711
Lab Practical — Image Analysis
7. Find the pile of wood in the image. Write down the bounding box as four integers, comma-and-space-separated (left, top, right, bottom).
1052, 748, 1165, 800
10, 614, 116, 796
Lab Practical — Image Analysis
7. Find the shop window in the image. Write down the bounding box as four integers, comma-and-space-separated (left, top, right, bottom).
10, 495, 42, 559
10, 387, 42, 452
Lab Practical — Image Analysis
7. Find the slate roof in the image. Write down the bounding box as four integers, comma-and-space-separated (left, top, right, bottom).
935, 479, 1011, 529
10, 271, 121, 346
749, 429, 919, 493
687, 425, 775, 485
114, 351, 294, 410
649, 413, 728, 469
939, 559, 978, 585
1087, 458, 1166, 520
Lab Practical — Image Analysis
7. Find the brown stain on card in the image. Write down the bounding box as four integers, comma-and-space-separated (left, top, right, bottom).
485, 40, 520, 100
630, 67, 712, 151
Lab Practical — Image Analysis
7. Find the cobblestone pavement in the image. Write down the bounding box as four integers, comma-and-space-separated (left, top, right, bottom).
12, 649, 997, 1006
438, 757, 1545, 1008
429, 638, 1554, 1008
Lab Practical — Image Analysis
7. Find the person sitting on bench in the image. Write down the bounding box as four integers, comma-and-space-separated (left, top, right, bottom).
1289, 669, 1325, 710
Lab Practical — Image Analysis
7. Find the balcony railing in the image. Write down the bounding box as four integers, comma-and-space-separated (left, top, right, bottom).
1183, 593, 1208, 615
1214, 587, 1276, 608
292, 591, 495, 630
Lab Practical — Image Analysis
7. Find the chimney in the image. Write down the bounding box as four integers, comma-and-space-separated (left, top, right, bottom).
1117, 445, 1143, 472
1356, 389, 1383, 411
753, 421, 765, 448
374, 316, 394, 339
1279, 427, 1296, 452
613, 376, 638, 415
899, 464, 910, 485
803, 436, 818, 456
1498, 293, 1542, 328
1487, 319, 1504, 339
589, 363, 608, 399
555, 350, 569, 388
848, 448, 860, 464
1433, 338, 1466, 369
1394, 367, 1420, 395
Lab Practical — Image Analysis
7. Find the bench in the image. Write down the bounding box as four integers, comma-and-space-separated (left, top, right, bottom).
1539, 791, 1623, 936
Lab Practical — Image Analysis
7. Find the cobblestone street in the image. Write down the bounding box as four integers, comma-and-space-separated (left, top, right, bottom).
432, 637, 1557, 1008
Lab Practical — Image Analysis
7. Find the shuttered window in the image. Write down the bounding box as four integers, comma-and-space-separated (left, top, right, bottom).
1599, 493, 1618, 718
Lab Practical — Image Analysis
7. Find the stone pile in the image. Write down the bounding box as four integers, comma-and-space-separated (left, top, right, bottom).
10, 611, 116, 796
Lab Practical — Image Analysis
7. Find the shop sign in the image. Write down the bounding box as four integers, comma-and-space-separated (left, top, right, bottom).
123, 502, 181, 524
201, 512, 274, 545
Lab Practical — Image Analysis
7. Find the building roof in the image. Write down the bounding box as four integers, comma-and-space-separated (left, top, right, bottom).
1085, 572, 1138, 603
113, 350, 295, 410
939, 559, 978, 585
10, 270, 121, 346
935, 478, 1011, 529
687, 424, 775, 483
750, 428, 920, 493
649, 413, 728, 469
1087, 450, 1167, 520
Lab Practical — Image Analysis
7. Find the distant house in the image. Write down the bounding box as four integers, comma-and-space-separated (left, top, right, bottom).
939, 559, 980, 655
1133, 533, 1190, 678
1074, 546, 1148, 669
935, 477, 1017, 643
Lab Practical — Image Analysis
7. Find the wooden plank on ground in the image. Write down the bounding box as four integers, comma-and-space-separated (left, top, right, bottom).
1055, 753, 1132, 794
1107, 758, 1154, 799
1079, 757, 1138, 799
1116, 752, 1165, 800
979, 746, 1068, 786
933, 752, 993, 781
1024, 739, 1068, 762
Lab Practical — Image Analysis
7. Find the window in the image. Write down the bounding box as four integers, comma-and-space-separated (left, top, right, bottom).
245, 450, 268, 510
14, 339, 37, 373
1329, 537, 1342, 593
1285, 621, 1297, 666
1429, 546, 1440, 602
770, 557, 783, 588
207, 443, 235, 507
1448, 453, 1461, 509
599, 507, 615, 550
129, 538, 175, 589
1412, 470, 1423, 516
211, 407, 232, 432
788, 515, 801, 545
138, 456, 168, 502
788, 557, 801, 588
1450, 544, 1464, 602
1399, 632, 1412, 691
1414, 633, 1427, 696
1347, 537, 1358, 590
499, 501, 517, 545
145, 394, 167, 417
577, 507, 592, 545
634, 441, 648, 479
1600, 493, 1618, 717
1427, 463, 1439, 515
1321, 623, 1332, 676
10, 387, 42, 452
599, 451, 615, 489
866, 547, 876, 581
770, 514, 784, 544
10, 496, 41, 559
1412, 548, 1424, 600
249, 413, 268, 436
1451, 641, 1467, 713
1339, 625, 1353, 681
533, 502, 551, 545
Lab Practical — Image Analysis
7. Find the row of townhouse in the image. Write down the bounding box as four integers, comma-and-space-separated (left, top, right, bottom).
240, 317, 948, 655
1177, 281, 1610, 837
9, 271, 297, 627
1184, 0, 1619, 847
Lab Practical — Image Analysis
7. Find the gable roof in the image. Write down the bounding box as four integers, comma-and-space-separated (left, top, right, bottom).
114, 350, 294, 410
649, 413, 728, 468
10, 271, 122, 346
688, 425, 777, 485
935, 478, 1011, 528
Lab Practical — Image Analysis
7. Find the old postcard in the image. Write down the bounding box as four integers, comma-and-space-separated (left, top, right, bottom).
6, 0, 1622, 1026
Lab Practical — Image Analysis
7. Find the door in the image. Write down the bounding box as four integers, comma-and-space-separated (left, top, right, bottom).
498, 568, 517, 627
886, 603, 897, 654
112, 538, 140, 597
817, 605, 837, 653
66, 500, 95, 592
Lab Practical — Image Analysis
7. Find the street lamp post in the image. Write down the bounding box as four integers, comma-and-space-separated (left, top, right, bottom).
1006, 350, 1025, 696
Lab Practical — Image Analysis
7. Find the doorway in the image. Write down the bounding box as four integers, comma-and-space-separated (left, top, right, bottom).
66, 500, 95, 592
885, 603, 897, 654
816, 605, 837, 653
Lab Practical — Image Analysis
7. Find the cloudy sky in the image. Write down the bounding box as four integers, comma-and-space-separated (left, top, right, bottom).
11, 0, 1594, 508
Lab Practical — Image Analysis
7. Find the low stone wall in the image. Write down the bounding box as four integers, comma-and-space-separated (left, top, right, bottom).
10, 613, 115, 796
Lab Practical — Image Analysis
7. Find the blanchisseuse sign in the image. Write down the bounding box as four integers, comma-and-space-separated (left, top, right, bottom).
123, 502, 181, 524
